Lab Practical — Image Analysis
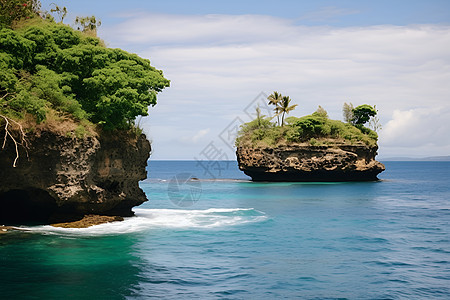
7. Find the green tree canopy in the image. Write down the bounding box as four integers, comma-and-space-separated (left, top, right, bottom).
351, 104, 377, 125
236, 111, 378, 148
0, 20, 169, 129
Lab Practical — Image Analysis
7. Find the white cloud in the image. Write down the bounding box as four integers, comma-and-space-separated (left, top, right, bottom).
107, 13, 294, 45
181, 128, 211, 144
102, 13, 450, 159
380, 107, 450, 147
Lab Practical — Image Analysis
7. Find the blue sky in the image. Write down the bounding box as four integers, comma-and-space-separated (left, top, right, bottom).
41, 0, 450, 159
42, 0, 450, 26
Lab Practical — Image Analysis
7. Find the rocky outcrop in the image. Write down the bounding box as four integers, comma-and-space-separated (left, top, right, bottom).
236, 144, 385, 181
0, 129, 150, 224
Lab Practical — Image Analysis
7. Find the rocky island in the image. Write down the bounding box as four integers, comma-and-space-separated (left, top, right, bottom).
237, 143, 384, 181
0, 13, 169, 226
236, 93, 385, 181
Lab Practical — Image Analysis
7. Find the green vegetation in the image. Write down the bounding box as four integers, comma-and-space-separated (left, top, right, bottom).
236, 92, 379, 148
351, 104, 377, 125
342, 102, 354, 123
267, 91, 297, 126
0, 2, 169, 132
267, 91, 282, 125
0, 0, 41, 28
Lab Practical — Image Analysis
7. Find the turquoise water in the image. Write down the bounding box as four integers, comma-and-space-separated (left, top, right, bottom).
1, 161, 449, 299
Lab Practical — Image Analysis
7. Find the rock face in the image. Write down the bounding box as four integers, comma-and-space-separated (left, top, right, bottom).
0, 129, 150, 224
236, 144, 385, 182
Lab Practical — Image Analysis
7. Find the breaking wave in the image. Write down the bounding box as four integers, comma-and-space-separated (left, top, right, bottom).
17, 208, 268, 236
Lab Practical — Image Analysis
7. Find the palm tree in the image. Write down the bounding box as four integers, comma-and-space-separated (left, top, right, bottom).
267, 91, 282, 126
278, 96, 297, 127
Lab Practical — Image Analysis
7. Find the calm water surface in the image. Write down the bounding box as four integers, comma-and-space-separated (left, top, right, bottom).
0, 161, 449, 299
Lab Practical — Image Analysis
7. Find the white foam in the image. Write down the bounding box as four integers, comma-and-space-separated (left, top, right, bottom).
16, 208, 268, 236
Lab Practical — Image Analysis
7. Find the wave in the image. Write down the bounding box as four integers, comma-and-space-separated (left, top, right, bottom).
16, 208, 268, 236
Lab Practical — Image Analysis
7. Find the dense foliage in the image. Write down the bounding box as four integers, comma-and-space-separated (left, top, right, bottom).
236, 106, 378, 148
351, 104, 377, 125
0, 0, 41, 28
0, 19, 169, 129
237, 92, 378, 147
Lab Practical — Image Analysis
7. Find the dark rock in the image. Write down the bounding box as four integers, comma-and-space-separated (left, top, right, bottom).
0, 129, 150, 225
236, 144, 385, 182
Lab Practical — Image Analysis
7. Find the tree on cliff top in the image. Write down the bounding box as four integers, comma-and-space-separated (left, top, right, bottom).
74, 15, 101, 35
342, 102, 354, 123
278, 96, 297, 127
236, 103, 378, 148
267, 91, 282, 126
0, 19, 170, 130
267, 91, 298, 127
351, 104, 377, 126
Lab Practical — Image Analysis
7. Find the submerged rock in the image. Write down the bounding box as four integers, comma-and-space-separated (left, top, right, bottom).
236, 144, 385, 181
0, 226, 14, 234
0, 129, 150, 224
50, 215, 124, 228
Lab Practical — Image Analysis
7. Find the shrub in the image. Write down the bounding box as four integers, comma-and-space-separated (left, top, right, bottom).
312, 105, 328, 118
293, 116, 327, 139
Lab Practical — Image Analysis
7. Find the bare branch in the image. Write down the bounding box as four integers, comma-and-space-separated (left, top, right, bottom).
1, 114, 9, 149
0, 114, 29, 167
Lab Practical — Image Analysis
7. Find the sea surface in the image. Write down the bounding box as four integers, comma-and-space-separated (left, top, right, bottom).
1, 161, 449, 299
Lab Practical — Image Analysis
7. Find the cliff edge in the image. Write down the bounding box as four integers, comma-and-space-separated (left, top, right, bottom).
237, 143, 385, 182
0, 129, 150, 224
0, 10, 169, 226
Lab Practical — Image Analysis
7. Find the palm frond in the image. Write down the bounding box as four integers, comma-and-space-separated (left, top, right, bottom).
268, 91, 282, 106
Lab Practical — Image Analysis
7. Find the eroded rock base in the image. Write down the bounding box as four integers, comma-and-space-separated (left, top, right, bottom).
242, 168, 381, 182
237, 144, 385, 182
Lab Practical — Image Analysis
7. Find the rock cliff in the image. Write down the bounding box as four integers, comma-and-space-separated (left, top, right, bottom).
236, 143, 385, 181
0, 129, 150, 224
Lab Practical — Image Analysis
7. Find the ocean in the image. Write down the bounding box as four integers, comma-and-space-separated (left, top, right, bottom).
1, 161, 449, 299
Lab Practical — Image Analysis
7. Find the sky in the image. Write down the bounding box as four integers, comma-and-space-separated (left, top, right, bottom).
41, 0, 450, 159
